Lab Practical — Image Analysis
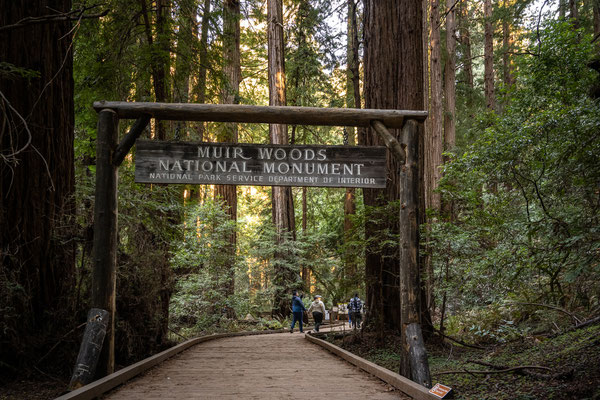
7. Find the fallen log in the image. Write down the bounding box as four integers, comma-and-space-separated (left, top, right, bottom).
467, 359, 573, 380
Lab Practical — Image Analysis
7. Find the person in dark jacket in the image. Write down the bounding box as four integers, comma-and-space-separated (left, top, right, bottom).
348, 293, 362, 329
290, 290, 306, 333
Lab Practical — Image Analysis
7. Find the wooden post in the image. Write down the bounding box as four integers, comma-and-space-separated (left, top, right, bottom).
112, 114, 151, 166
92, 109, 119, 377
68, 308, 110, 390
399, 119, 431, 387
405, 323, 431, 388
370, 120, 406, 165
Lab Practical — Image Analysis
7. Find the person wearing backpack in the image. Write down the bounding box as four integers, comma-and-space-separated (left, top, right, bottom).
290, 290, 306, 333
348, 293, 362, 329
307, 295, 326, 332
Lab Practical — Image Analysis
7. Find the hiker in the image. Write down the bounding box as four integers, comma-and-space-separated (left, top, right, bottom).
348, 293, 362, 329
346, 301, 352, 328
307, 295, 326, 332
290, 290, 306, 333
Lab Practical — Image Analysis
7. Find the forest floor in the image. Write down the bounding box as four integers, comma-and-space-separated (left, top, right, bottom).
326, 322, 600, 399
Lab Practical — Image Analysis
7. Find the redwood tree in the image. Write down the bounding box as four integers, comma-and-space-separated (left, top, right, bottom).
268, 0, 297, 317
215, 0, 241, 315
363, 0, 425, 333
0, 0, 76, 368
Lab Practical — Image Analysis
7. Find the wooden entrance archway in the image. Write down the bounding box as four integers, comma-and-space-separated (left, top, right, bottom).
89, 101, 427, 381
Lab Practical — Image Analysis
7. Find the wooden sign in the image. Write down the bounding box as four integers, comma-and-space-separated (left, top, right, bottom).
134, 140, 387, 188
429, 383, 453, 399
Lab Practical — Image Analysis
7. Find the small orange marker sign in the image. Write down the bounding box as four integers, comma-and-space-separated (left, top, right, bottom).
429, 383, 453, 399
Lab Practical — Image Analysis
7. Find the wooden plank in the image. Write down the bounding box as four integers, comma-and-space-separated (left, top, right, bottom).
305, 334, 437, 400
55, 329, 288, 400
92, 101, 428, 128
92, 109, 119, 377
134, 140, 387, 188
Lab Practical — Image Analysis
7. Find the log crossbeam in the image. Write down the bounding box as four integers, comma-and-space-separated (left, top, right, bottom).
92, 101, 427, 129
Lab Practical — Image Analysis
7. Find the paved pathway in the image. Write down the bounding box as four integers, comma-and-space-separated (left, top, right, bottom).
102, 331, 409, 399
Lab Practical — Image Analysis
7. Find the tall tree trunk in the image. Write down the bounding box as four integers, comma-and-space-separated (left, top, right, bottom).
427, 0, 443, 214
140, 0, 171, 139
194, 0, 211, 141
443, 0, 457, 218
364, 0, 425, 335
569, 0, 579, 29
501, 0, 514, 91
444, 3, 457, 153
301, 186, 310, 290
173, 0, 196, 138
0, 0, 75, 367
214, 0, 240, 317
593, 0, 600, 36
344, 0, 360, 288
364, 0, 428, 380
458, 1, 474, 92
484, 0, 495, 111
268, 0, 297, 318
424, 0, 443, 323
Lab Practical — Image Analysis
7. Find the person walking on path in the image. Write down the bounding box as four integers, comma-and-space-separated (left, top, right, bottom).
348, 293, 362, 329
290, 290, 306, 333
307, 295, 326, 332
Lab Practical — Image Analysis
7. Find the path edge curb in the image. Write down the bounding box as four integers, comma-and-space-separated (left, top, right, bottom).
305, 333, 437, 400
54, 328, 287, 400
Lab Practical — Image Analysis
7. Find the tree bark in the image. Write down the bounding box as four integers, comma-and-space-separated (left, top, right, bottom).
268, 0, 297, 318
173, 0, 196, 138
0, 0, 75, 368
215, 0, 240, 315
458, 1, 474, 92
502, 0, 514, 91
569, 0, 579, 29
484, 0, 495, 111
363, 0, 424, 334
344, 0, 360, 286
140, 0, 171, 139
194, 0, 211, 140
301, 186, 310, 290
427, 0, 443, 214
594, 0, 600, 36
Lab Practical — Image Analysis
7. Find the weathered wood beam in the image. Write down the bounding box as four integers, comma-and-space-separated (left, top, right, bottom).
92, 101, 428, 128
92, 109, 119, 378
406, 323, 432, 388
399, 118, 432, 387
370, 120, 406, 164
112, 114, 151, 166
68, 308, 110, 391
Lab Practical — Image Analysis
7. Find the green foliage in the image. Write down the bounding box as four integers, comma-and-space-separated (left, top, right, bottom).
431, 20, 600, 341
170, 198, 237, 330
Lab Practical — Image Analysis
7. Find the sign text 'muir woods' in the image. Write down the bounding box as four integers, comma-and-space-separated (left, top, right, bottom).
135, 140, 387, 188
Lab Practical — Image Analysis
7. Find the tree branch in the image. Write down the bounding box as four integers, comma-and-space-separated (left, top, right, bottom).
507, 301, 581, 324
0, 7, 109, 33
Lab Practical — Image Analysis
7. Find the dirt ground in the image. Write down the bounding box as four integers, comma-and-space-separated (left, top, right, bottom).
101, 331, 409, 399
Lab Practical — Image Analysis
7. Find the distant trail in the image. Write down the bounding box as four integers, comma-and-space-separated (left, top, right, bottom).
103, 331, 408, 399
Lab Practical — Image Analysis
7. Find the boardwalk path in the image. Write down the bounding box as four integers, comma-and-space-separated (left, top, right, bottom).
102, 331, 409, 399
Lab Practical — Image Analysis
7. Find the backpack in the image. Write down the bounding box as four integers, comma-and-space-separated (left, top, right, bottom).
349, 297, 362, 312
